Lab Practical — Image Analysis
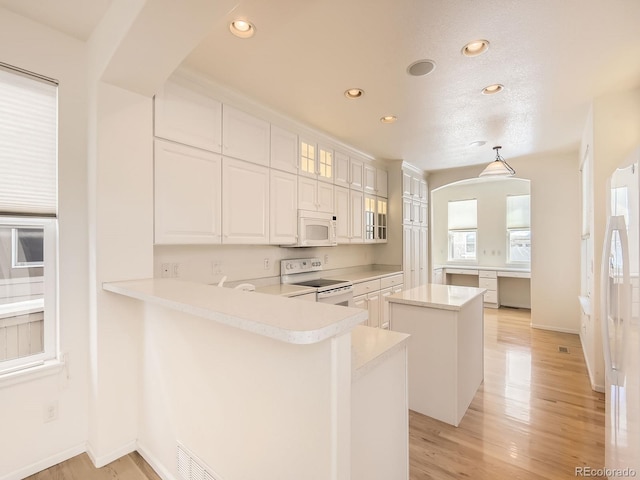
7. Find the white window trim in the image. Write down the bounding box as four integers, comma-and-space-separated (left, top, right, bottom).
448, 229, 478, 263
506, 228, 531, 265
11, 226, 45, 268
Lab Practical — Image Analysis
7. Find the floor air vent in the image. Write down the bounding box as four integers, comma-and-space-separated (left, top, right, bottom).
177, 444, 222, 480
558, 346, 570, 354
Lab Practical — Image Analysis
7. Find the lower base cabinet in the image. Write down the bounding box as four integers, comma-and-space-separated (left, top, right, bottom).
353, 273, 403, 329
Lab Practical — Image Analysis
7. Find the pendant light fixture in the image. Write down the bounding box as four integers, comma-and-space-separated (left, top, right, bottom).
479, 146, 515, 177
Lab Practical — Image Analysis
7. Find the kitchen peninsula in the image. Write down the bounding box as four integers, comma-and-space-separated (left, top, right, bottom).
388, 283, 485, 427
103, 278, 409, 480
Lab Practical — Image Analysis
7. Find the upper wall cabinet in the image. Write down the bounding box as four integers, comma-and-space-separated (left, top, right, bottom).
376, 168, 388, 198
270, 125, 298, 174
154, 79, 222, 153
270, 169, 298, 245
222, 105, 270, 166
299, 138, 317, 179
154, 139, 222, 245
317, 143, 334, 183
364, 164, 376, 194
334, 150, 350, 187
350, 157, 364, 191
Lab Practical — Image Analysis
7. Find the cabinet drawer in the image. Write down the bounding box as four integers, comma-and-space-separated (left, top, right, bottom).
353, 279, 381, 296
381, 274, 403, 289
484, 290, 498, 304
479, 270, 497, 279
479, 278, 497, 290
446, 268, 478, 275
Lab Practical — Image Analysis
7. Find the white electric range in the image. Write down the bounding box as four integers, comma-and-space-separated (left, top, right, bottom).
280, 258, 354, 307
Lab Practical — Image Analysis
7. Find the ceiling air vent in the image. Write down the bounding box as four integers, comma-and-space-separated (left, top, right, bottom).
177, 443, 223, 480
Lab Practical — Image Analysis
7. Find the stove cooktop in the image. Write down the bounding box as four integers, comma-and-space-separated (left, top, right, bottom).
293, 278, 348, 288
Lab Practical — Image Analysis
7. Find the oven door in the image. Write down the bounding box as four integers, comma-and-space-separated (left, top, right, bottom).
317, 287, 354, 307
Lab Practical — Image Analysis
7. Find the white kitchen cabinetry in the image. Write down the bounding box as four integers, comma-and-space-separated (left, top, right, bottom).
298, 176, 334, 213
350, 189, 364, 243
334, 186, 351, 243
401, 166, 428, 290
353, 274, 403, 329
299, 138, 317, 179
350, 157, 364, 191
479, 270, 499, 308
377, 198, 388, 243
222, 105, 270, 166
270, 125, 298, 174
222, 158, 269, 244
154, 78, 222, 153
334, 150, 350, 187
270, 170, 298, 245
376, 168, 388, 198
364, 163, 376, 194
154, 139, 222, 245
364, 195, 377, 243
419, 227, 428, 286
317, 143, 334, 183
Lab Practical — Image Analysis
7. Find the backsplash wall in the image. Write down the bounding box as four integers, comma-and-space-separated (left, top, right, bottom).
154, 244, 383, 285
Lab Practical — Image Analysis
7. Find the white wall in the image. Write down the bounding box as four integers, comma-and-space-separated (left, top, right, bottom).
0, 8, 90, 479
428, 149, 581, 334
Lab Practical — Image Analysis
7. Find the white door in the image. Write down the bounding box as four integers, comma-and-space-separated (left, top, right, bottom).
270, 170, 298, 245
154, 78, 222, 153
317, 182, 334, 214
222, 105, 270, 166
334, 186, 350, 243
222, 158, 269, 244
154, 139, 221, 244
298, 176, 318, 211
350, 189, 364, 243
270, 125, 298, 173
334, 150, 350, 187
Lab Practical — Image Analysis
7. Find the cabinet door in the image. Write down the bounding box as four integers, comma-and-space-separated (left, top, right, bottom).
334, 150, 350, 187
412, 227, 420, 287
364, 195, 377, 243
412, 200, 421, 225
411, 176, 420, 197
377, 197, 388, 243
380, 287, 393, 329
402, 197, 413, 225
317, 181, 334, 213
154, 139, 221, 244
222, 158, 269, 244
419, 227, 428, 286
222, 105, 270, 166
318, 144, 334, 183
367, 291, 381, 328
402, 171, 412, 196
270, 125, 298, 173
363, 163, 376, 194
350, 157, 364, 191
350, 189, 364, 243
419, 179, 428, 201
299, 138, 317, 178
298, 176, 318, 211
270, 170, 298, 245
376, 168, 388, 198
403, 225, 413, 290
353, 294, 368, 326
154, 78, 222, 153
419, 202, 428, 227
334, 186, 350, 243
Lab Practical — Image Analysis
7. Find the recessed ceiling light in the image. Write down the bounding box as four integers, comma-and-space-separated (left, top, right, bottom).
469, 140, 486, 147
229, 19, 256, 38
380, 115, 397, 124
344, 88, 364, 99
407, 59, 436, 77
462, 40, 490, 57
482, 84, 504, 95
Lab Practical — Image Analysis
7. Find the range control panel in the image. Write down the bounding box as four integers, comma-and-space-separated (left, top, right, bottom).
281, 257, 323, 274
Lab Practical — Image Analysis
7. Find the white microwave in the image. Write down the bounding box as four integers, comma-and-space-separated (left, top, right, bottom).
294, 210, 337, 247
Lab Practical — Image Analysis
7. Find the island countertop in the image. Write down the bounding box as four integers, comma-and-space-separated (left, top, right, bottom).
387, 283, 486, 311
103, 278, 368, 345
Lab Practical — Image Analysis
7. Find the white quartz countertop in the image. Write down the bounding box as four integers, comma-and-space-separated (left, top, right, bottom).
254, 284, 316, 297
387, 283, 486, 311
103, 278, 368, 345
331, 269, 403, 283
351, 325, 410, 382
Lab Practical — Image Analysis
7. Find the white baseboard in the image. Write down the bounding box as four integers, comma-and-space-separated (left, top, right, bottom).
86, 439, 136, 468
136, 442, 176, 480
0, 442, 86, 480
530, 323, 580, 335
579, 332, 605, 393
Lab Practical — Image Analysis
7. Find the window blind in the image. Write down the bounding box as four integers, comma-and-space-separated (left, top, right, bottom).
448, 199, 477, 229
506, 194, 530, 229
0, 64, 57, 216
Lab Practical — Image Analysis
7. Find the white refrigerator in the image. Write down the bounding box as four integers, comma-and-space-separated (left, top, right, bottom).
602, 152, 640, 475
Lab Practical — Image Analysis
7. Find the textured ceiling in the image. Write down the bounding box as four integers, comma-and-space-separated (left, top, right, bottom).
3, 0, 640, 171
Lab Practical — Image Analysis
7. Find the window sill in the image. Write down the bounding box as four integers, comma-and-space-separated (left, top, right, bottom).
0, 358, 65, 389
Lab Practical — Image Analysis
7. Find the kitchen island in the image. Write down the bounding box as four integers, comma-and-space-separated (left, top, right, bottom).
388, 283, 485, 427
104, 278, 409, 480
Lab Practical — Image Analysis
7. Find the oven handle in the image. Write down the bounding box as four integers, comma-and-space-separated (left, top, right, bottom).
317, 286, 353, 299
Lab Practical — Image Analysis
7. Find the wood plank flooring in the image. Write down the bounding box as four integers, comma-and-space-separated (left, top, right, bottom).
27, 308, 605, 480
409, 307, 606, 479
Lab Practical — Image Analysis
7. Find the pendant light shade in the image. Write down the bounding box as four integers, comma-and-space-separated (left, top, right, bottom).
479, 146, 515, 177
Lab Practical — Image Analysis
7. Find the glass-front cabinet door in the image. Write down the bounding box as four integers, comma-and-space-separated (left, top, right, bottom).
377, 198, 388, 242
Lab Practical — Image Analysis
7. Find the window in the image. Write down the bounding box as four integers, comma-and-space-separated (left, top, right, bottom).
0, 63, 58, 374
506, 194, 530, 263
448, 199, 477, 261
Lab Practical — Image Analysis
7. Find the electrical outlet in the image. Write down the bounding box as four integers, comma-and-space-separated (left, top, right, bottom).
43, 401, 58, 423
264, 258, 270, 270
324, 254, 329, 265
212, 260, 222, 275
161, 263, 171, 278
172, 263, 180, 278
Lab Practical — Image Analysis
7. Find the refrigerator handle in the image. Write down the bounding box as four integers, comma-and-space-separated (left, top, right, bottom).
600, 215, 631, 386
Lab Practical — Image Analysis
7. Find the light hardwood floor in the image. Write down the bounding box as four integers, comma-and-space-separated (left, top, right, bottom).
28, 308, 605, 480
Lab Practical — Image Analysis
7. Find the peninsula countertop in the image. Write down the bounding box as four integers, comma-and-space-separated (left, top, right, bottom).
103, 278, 367, 345
387, 283, 486, 311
